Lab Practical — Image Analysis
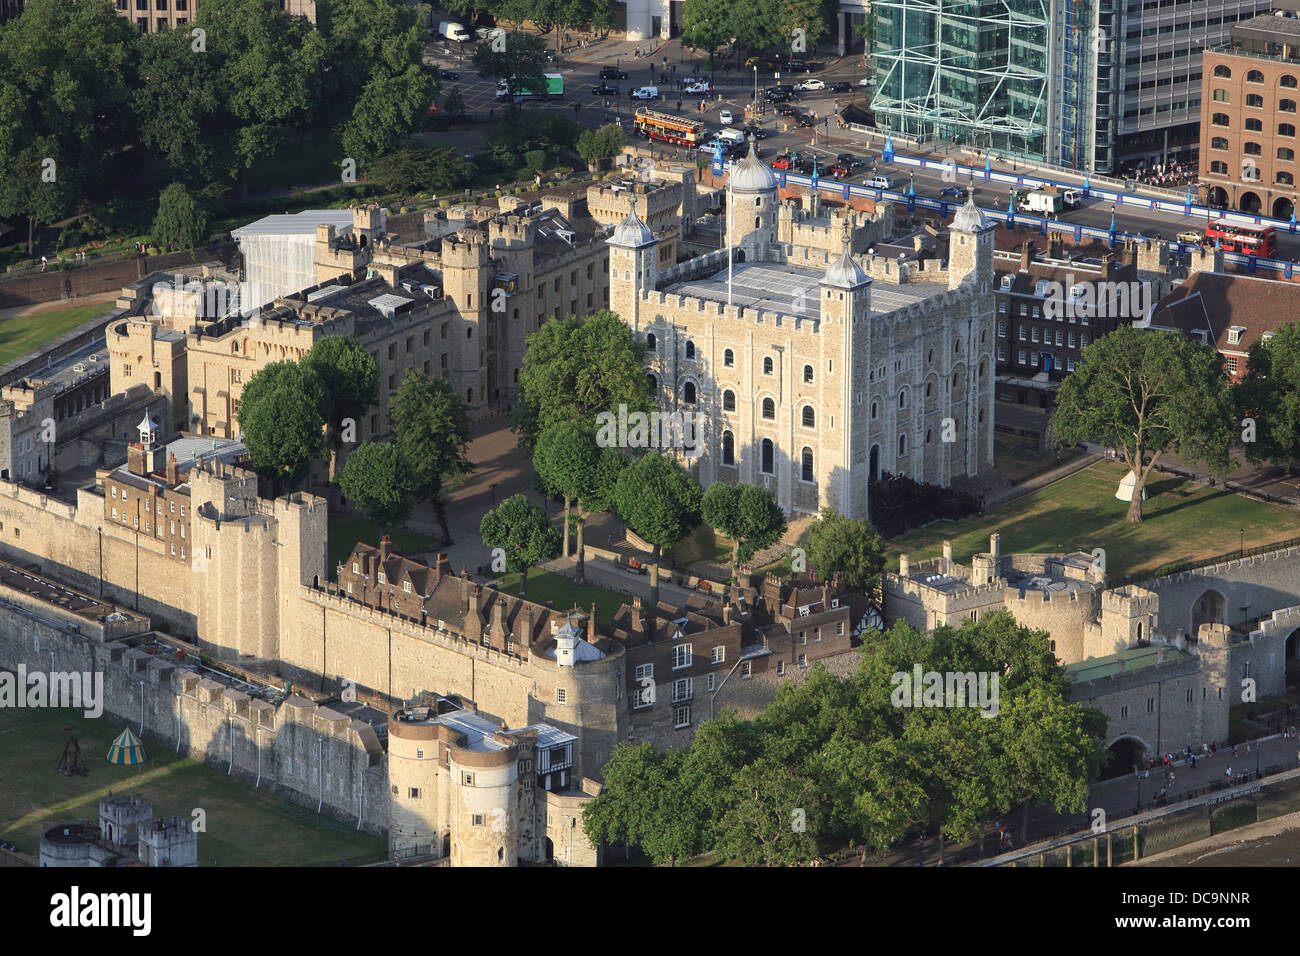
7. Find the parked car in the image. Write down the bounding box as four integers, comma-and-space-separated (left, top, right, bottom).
939, 186, 964, 198
775, 103, 797, 117
601, 66, 629, 80
785, 60, 812, 73
439, 69, 461, 80
719, 108, 734, 125
795, 78, 826, 92
592, 82, 619, 96
828, 81, 852, 93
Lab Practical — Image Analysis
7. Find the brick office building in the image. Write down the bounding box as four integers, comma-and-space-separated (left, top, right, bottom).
1200, 7, 1300, 219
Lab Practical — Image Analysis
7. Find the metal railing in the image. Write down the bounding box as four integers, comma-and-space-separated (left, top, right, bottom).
1117, 534, 1300, 586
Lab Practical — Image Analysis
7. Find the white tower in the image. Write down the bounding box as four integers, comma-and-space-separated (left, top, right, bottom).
727, 136, 779, 263
607, 194, 657, 330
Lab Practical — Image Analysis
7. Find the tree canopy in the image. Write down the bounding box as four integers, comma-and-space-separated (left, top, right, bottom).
804, 507, 885, 595
1052, 326, 1234, 521
701, 482, 787, 589
1234, 320, 1300, 466
235, 360, 326, 483
336, 441, 417, 529
583, 611, 1107, 865
480, 494, 561, 599
390, 370, 473, 546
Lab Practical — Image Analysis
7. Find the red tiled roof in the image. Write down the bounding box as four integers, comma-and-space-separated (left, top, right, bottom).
1149, 271, 1300, 355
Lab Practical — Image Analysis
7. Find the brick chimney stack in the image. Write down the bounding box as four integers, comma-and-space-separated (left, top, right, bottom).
379, 534, 392, 564
434, 552, 451, 580
1047, 234, 1064, 259
1020, 239, 1035, 272
164, 452, 179, 487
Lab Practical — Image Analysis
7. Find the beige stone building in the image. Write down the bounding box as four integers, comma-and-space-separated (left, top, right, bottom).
110, 202, 614, 442
110, 0, 315, 34
607, 141, 998, 519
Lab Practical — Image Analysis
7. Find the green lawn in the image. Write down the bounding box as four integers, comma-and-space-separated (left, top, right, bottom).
0, 705, 386, 866
887, 460, 1300, 580
0, 301, 114, 366
666, 524, 732, 568
493, 568, 629, 628
993, 430, 1085, 484
327, 512, 436, 578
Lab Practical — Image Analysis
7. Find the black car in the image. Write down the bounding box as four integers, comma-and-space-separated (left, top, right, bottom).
765, 89, 791, 103
439, 69, 461, 80
744, 126, 772, 140
600, 66, 629, 80
837, 152, 864, 169
793, 111, 815, 128
592, 82, 619, 95
795, 157, 817, 174
774, 102, 797, 116
785, 60, 811, 73
768, 84, 796, 95
828, 81, 852, 93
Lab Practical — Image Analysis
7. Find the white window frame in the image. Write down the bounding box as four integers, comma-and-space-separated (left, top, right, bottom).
741, 660, 752, 678
634, 663, 654, 681
672, 677, 692, 703
556, 687, 567, 704
710, 646, 725, 664
673, 705, 691, 728
672, 643, 693, 670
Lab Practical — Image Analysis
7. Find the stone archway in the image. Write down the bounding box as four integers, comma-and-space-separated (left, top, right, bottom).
545, 837, 555, 863
1286, 628, 1300, 661
869, 444, 880, 481
1103, 735, 1151, 780
1191, 589, 1227, 636
1208, 186, 1230, 208
1274, 197, 1295, 221
1239, 191, 1262, 214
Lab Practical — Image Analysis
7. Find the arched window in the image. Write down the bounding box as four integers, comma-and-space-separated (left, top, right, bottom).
870, 400, 878, 420
1246, 117, 1263, 132
1212, 112, 1230, 126
646, 332, 657, 351
647, 372, 658, 389
685, 339, 696, 360
1211, 136, 1229, 150
925, 381, 932, 398
954, 340, 961, 354
951, 370, 959, 388
683, 382, 697, 404
723, 348, 734, 367
898, 433, 907, 456
925, 428, 932, 444
1283, 99, 1298, 113
1210, 160, 1229, 174
722, 389, 736, 412
803, 364, 814, 383
755, 216, 760, 229
898, 389, 907, 409
801, 405, 815, 427
1244, 142, 1262, 156
762, 397, 776, 420
1279, 171, 1295, 186
1247, 69, 1264, 83
231, 341, 239, 353
760, 439, 774, 474
722, 430, 735, 465
763, 356, 774, 375
801, 447, 814, 482
1246, 94, 1264, 108
1213, 64, 1231, 78
1281, 123, 1297, 138
926, 349, 934, 363
1213, 88, 1230, 102
1279, 147, 1296, 161
1284, 75, 1299, 89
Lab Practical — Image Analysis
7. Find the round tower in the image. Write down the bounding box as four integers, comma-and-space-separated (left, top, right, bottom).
387, 704, 449, 861
448, 739, 518, 867
821, 223, 871, 518
726, 136, 779, 262
947, 192, 995, 291
607, 195, 657, 329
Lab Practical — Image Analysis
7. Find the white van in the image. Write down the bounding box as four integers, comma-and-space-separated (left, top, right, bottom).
631, 86, 659, 100
865, 174, 893, 189
716, 128, 746, 146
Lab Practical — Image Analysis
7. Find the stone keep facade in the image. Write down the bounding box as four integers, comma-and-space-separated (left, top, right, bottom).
607, 147, 997, 519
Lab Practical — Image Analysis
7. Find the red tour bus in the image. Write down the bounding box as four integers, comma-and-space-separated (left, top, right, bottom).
1204, 219, 1278, 257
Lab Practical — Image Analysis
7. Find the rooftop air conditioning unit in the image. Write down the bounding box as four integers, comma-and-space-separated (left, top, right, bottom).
420, 284, 442, 299
555, 229, 576, 244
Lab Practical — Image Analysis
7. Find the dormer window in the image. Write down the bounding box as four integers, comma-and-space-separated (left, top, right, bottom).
1000, 275, 1012, 289
403, 581, 412, 594
1227, 326, 1245, 345
378, 572, 387, 585
1033, 279, 1050, 297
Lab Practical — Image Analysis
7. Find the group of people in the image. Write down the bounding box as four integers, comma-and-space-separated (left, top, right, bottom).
1120, 159, 1197, 188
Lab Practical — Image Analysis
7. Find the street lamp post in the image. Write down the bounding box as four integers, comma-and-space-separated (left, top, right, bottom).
1134, 770, 1142, 814
1239, 528, 1245, 558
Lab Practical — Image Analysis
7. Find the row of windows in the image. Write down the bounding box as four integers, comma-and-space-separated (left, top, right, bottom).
1000, 349, 1078, 372
647, 334, 819, 384
1210, 122, 1297, 145
1212, 65, 1298, 87
123, 0, 187, 8
1205, 161, 1294, 181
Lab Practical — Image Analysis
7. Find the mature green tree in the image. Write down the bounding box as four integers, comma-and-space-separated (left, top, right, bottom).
194, 0, 327, 197
342, 66, 439, 164
472, 30, 548, 98
369, 143, 473, 194
152, 183, 209, 253
390, 370, 473, 546
337, 442, 417, 529
304, 336, 380, 443
701, 482, 787, 593
235, 361, 326, 485
730, 0, 784, 54
0, 0, 137, 252
134, 28, 233, 186
804, 506, 885, 595
1052, 326, 1235, 521
613, 453, 703, 612
533, 421, 597, 564
1235, 321, 1300, 466
575, 123, 626, 168
480, 494, 561, 599
681, 0, 733, 62
513, 310, 653, 449
442, 86, 469, 120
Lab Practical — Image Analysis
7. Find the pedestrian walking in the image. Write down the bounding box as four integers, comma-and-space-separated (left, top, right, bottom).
1144, 768, 1149, 779
1226, 765, 1233, 779
40, 255, 47, 271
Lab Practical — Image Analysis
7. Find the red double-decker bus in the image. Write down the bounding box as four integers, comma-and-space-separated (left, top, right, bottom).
1204, 219, 1278, 257
634, 108, 705, 147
